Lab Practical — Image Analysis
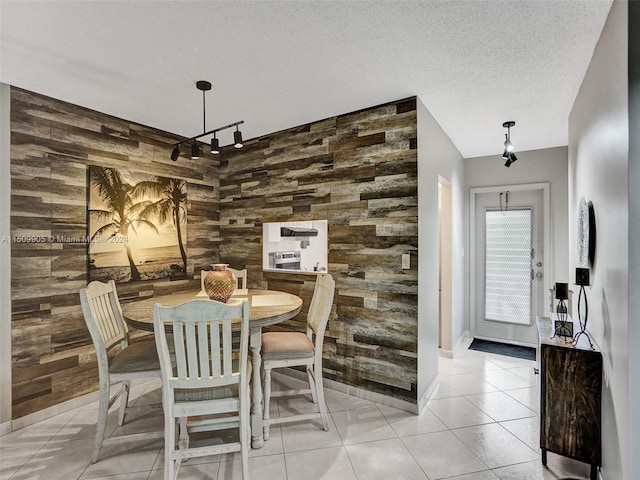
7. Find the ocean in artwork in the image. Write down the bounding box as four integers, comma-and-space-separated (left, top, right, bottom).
90, 245, 184, 282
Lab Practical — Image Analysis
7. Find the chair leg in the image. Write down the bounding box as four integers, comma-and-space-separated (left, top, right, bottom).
165, 414, 176, 480
91, 381, 110, 463
314, 361, 329, 431
307, 365, 318, 403
178, 417, 189, 451
117, 380, 131, 426
262, 367, 272, 441
240, 399, 250, 480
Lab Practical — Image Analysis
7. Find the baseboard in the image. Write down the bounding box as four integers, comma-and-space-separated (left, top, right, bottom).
441, 330, 470, 358
417, 373, 438, 413
279, 368, 419, 414
454, 331, 470, 355
0, 421, 10, 436
439, 348, 454, 358
7, 389, 100, 433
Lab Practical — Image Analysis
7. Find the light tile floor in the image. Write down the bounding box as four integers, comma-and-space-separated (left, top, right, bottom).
1, 340, 592, 480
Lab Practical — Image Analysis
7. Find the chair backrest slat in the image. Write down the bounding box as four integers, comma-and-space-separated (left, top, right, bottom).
173, 321, 187, 379
153, 299, 249, 393
185, 321, 199, 379
210, 320, 221, 378
197, 321, 210, 378
222, 317, 232, 378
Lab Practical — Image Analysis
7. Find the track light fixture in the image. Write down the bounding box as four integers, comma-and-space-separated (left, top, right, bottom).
234, 126, 243, 148
169, 80, 245, 161
170, 145, 180, 162
191, 141, 200, 160
501, 121, 517, 167
211, 134, 220, 155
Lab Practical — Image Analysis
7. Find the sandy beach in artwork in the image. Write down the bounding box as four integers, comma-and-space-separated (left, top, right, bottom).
90, 245, 185, 282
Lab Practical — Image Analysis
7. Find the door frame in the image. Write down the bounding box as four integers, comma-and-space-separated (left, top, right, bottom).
469, 182, 551, 345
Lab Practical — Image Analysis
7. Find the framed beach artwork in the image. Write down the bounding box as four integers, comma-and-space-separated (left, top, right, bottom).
88, 165, 187, 283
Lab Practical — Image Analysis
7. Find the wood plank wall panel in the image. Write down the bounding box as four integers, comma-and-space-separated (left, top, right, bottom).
9, 88, 220, 419
219, 98, 419, 403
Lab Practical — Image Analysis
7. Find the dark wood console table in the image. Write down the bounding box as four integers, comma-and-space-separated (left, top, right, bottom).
536, 317, 602, 480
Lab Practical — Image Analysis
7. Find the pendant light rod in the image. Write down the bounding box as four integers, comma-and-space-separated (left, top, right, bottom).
196, 80, 211, 135
202, 87, 206, 133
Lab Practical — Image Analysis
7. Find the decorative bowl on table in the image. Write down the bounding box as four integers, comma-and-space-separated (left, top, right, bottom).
203, 264, 236, 303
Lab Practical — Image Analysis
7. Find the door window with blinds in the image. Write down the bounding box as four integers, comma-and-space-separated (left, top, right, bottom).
484, 208, 532, 325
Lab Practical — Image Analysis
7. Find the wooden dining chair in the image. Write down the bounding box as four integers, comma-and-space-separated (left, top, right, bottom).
197, 269, 209, 297
261, 273, 335, 440
153, 299, 250, 480
227, 267, 248, 291
79, 280, 163, 463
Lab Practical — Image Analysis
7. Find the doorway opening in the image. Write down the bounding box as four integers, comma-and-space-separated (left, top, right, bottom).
469, 183, 550, 347
438, 176, 453, 357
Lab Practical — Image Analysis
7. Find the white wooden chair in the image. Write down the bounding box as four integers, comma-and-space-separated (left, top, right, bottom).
227, 267, 248, 291
261, 273, 335, 440
197, 269, 209, 297
79, 280, 163, 463
153, 299, 250, 480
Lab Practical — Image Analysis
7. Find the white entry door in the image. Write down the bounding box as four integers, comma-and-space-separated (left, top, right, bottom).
473, 188, 545, 346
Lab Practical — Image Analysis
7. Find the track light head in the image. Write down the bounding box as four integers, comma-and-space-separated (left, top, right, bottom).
211, 135, 220, 155
504, 134, 514, 152
170, 145, 180, 161
501, 121, 517, 167
234, 128, 243, 149
191, 141, 200, 160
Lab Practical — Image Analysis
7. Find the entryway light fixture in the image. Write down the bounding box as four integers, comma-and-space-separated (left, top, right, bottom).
501, 121, 518, 167
170, 80, 244, 161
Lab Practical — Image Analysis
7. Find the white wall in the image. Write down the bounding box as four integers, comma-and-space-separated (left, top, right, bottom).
464, 147, 569, 338
416, 97, 465, 407
628, 2, 640, 477
568, 1, 628, 478
0, 83, 12, 427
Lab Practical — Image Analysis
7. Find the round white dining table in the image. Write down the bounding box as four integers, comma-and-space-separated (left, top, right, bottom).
121, 288, 303, 449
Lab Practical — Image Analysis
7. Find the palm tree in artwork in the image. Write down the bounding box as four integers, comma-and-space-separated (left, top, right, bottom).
89, 166, 159, 281
134, 176, 187, 275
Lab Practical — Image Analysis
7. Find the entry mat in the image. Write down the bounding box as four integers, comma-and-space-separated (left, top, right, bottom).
468, 338, 536, 361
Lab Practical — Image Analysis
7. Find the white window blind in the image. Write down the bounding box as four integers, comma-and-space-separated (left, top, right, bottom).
484, 208, 532, 325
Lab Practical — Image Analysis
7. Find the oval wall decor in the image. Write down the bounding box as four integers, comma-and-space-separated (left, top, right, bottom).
578, 197, 596, 268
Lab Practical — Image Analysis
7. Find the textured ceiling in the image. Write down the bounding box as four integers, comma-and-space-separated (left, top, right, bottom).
0, 0, 613, 159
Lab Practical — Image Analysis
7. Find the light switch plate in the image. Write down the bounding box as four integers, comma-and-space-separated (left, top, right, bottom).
402, 254, 410, 269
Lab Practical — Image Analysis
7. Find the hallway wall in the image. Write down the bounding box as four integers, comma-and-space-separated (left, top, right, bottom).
628, 1, 640, 476
568, 1, 629, 478
416, 98, 465, 406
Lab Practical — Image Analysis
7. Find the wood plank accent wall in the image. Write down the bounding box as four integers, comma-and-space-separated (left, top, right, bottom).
9, 88, 220, 419
219, 98, 419, 403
